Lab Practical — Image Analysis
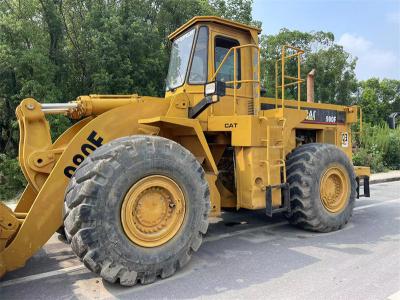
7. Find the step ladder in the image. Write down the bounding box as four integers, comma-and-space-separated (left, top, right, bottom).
260, 116, 291, 217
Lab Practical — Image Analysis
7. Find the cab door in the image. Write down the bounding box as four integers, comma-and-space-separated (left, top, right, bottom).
209, 25, 254, 116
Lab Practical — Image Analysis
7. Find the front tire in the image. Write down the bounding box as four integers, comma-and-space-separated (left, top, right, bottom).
286, 143, 356, 232
63, 136, 210, 286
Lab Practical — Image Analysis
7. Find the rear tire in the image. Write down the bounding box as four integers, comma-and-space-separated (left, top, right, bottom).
63, 135, 210, 286
286, 143, 356, 232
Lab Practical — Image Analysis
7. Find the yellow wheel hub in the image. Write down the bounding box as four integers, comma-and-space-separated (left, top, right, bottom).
320, 165, 350, 213
121, 175, 186, 247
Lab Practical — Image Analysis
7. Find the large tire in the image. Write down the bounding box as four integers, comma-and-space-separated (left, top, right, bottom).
286, 143, 356, 232
63, 135, 210, 286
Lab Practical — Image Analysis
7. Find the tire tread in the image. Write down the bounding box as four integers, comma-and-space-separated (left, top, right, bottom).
64, 135, 210, 286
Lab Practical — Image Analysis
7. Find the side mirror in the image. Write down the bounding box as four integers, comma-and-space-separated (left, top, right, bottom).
204, 81, 226, 102
189, 81, 226, 119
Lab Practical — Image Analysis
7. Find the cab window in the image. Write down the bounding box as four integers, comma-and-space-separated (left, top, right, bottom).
214, 36, 241, 88
166, 28, 196, 91
189, 26, 208, 84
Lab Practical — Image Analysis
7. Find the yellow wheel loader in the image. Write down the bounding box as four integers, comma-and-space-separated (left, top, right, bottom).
0, 16, 370, 286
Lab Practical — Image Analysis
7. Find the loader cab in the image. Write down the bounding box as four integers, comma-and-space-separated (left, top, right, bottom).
165, 16, 261, 119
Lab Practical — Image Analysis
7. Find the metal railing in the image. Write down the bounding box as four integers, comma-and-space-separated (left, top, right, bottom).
210, 44, 261, 116
275, 45, 305, 110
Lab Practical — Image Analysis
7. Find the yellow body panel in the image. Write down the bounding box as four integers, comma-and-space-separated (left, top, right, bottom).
354, 166, 371, 177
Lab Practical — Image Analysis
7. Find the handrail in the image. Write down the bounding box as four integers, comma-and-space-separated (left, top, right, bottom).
275, 45, 305, 111
284, 45, 305, 53
210, 44, 260, 116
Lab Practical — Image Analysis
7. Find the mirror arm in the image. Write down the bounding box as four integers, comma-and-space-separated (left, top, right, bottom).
189, 96, 215, 119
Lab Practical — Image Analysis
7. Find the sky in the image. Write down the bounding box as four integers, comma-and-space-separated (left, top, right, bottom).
252, 0, 400, 80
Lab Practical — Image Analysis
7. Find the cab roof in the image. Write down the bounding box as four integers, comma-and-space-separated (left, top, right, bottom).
168, 16, 262, 40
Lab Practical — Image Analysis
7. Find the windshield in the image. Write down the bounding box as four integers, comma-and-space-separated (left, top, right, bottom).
166, 28, 195, 91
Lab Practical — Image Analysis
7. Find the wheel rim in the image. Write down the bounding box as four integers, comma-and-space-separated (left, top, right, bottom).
320, 165, 350, 213
121, 175, 186, 247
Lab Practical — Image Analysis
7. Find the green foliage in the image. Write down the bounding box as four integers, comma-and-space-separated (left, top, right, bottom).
47, 115, 72, 140
210, 0, 260, 26
0, 0, 257, 200
356, 78, 400, 124
0, 0, 257, 157
260, 28, 358, 105
353, 148, 386, 173
304, 45, 358, 105
353, 123, 400, 172
383, 129, 400, 169
0, 154, 26, 201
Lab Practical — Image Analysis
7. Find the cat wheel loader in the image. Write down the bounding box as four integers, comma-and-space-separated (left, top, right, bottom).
0, 16, 370, 286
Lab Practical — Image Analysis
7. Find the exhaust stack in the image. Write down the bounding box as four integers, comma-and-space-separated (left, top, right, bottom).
307, 69, 316, 103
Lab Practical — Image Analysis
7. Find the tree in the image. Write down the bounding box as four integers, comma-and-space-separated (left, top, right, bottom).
0, 0, 257, 199
0, 0, 63, 156
260, 29, 358, 105
210, 0, 260, 26
357, 78, 400, 124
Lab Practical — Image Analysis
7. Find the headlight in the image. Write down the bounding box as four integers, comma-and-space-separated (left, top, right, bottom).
204, 81, 226, 98
205, 82, 216, 96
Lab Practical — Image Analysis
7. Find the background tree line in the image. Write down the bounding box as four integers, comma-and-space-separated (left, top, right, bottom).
0, 0, 399, 199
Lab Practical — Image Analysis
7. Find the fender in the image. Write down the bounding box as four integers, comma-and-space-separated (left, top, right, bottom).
138, 116, 220, 217
139, 116, 218, 174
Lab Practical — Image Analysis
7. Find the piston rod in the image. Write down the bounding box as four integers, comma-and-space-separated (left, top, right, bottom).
41, 103, 78, 114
